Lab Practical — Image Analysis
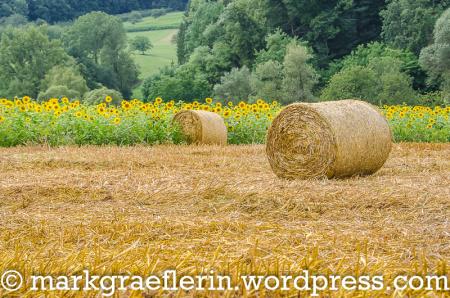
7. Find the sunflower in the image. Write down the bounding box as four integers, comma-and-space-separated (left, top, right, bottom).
97, 106, 106, 115
113, 117, 121, 125
105, 96, 112, 103
205, 98, 213, 104
62, 97, 69, 104
0, 115, 4, 122
140, 104, 149, 112
121, 101, 131, 110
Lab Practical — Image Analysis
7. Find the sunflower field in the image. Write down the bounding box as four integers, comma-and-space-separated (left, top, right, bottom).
0, 96, 449, 147
384, 105, 450, 143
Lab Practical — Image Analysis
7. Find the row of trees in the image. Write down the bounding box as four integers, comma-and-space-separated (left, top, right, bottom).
141, 0, 450, 105
0, 0, 188, 23
0, 12, 140, 99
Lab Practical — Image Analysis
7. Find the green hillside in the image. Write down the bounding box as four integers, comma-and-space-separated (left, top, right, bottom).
126, 12, 182, 98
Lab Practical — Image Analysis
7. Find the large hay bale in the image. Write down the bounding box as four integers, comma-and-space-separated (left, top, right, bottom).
173, 110, 227, 145
266, 100, 392, 179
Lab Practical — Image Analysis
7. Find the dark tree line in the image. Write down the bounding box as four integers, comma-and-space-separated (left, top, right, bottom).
1, 0, 188, 23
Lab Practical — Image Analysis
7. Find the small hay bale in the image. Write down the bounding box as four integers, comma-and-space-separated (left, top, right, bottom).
173, 110, 228, 145
266, 100, 392, 179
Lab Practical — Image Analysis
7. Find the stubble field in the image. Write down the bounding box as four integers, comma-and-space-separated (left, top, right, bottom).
0, 143, 449, 296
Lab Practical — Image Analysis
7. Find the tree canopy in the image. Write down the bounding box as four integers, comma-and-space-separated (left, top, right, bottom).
1, 0, 189, 23
420, 7, 450, 95
64, 12, 139, 98
0, 26, 71, 97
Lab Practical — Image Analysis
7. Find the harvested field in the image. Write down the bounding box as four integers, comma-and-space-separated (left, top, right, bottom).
0, 143, 449, 296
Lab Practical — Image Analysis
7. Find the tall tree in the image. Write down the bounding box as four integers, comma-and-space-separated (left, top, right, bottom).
204, 2, 265, 67
264, 0, 386, 66
0, 0, 28, 18
420, 7, 450, 95
281, 42, 319, 103
130, 36, 153, 55
182, 0, 224, 57
0, 26, 71, 97
251, 60, 284, 102
381, 0, 450, 55
64, 12, 139, 97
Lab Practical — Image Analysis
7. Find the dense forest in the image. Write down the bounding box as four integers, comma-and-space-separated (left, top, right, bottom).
0, 0, 188, 23
141, 0, 450, 105
1, 0, 450, 106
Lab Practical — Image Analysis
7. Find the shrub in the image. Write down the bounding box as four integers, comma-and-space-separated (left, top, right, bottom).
83, 88, 123, 105
142, 65, 212, 102
213, 66, 252, 103
321, 66, 379, 103
417, 91, 449, 106
37, 85, 81, 101
40, 65, 88, 99
322, 57, 418, 105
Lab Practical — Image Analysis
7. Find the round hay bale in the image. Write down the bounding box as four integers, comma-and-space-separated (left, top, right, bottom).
173, 110, 227, 145
266, 100, 392, 179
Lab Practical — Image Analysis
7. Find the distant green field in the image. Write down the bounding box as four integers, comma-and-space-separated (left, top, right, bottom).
126, 12, 183, 98
124, 11, 184, 32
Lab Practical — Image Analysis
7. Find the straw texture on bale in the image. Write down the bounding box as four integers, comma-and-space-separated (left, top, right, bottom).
266, 100, 392, 179
173, 110, 228, 145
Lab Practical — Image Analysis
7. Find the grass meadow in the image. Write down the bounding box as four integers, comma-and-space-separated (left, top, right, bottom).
125, 12, 182, 98
128, 29, 178, 76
